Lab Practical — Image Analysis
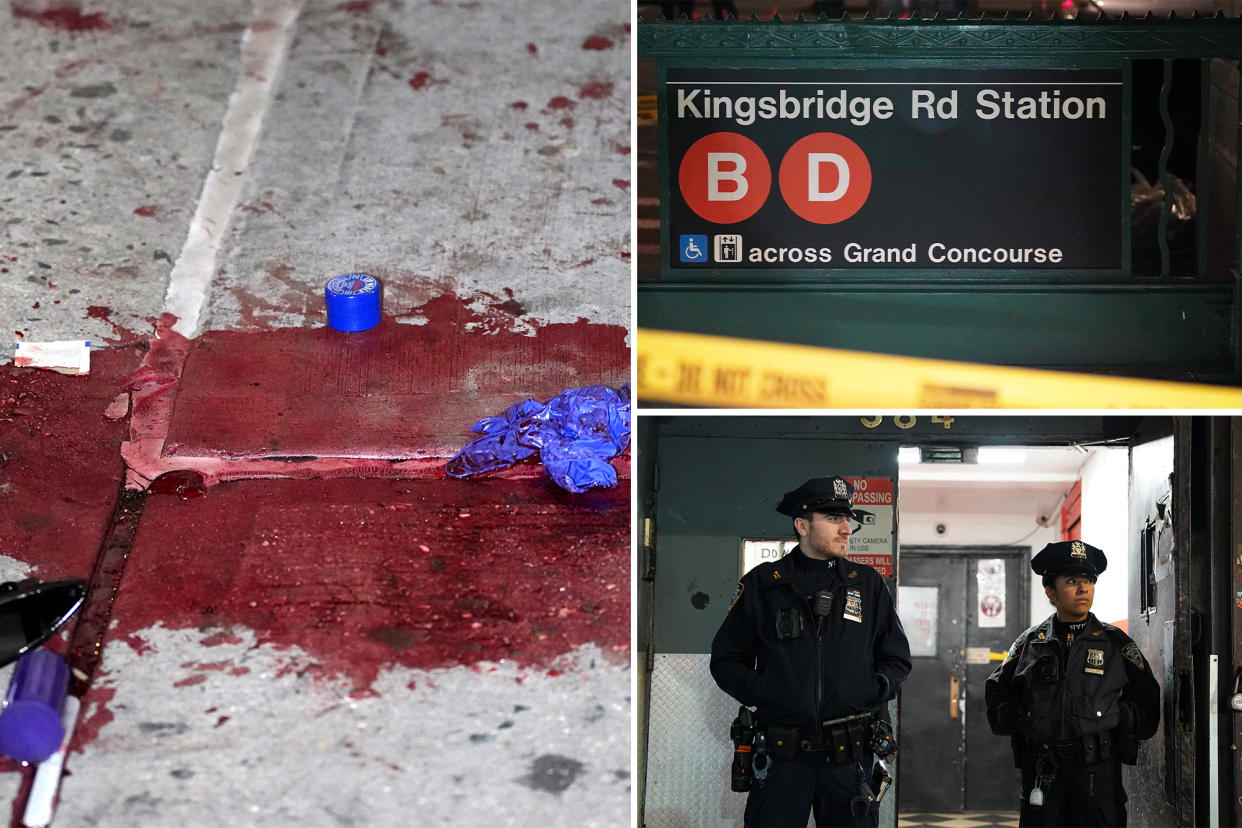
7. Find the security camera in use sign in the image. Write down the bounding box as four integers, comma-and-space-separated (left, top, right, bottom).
665, 67, 1123, 271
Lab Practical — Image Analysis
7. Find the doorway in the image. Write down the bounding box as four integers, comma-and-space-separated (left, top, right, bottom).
894, 441, 1130, 820
898, 549, 1029, 812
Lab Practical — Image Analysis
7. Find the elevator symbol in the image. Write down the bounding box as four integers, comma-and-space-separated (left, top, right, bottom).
714, 234, 742, 263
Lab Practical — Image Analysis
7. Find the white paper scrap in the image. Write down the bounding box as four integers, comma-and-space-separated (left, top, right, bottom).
12, 340, 91, 375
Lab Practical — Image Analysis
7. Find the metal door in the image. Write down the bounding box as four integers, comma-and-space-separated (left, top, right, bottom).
899, 550, 1026, 812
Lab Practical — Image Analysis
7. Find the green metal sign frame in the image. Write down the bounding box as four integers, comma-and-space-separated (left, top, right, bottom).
638, 14, 1242, 383
657, 57, 1132, 283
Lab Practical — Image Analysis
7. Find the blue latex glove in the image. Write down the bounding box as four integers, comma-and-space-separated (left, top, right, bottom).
446, 384, 630, 493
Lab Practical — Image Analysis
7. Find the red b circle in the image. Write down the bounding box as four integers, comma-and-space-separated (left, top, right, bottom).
778, 133, 871, 224
678, 132, 771, 224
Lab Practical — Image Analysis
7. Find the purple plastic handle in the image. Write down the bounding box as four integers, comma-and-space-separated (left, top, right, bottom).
0, 649, 69, 764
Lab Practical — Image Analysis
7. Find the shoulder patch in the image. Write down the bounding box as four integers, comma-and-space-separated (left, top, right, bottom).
728, 581, 744, 613
1001, 639, 1020, 666
1122, 642, 1147, 671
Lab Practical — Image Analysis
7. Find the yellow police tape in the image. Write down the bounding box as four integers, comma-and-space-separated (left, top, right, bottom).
637, 328, 1242, 409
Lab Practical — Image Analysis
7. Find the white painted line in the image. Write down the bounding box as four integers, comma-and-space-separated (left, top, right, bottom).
23, 695, 80, 828
162, 0, 303, 338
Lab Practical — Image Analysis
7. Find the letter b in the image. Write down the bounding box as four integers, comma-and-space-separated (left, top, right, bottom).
708, 153, 748, 202
679, 132, 771, 223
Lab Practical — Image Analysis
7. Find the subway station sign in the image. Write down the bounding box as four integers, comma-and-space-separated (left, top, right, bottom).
666, 67, 1123, 271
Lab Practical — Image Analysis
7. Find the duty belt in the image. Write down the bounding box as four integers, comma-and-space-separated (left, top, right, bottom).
1037, 736, 1114, 764
800, 713, 873, 762
1037, 741, 1081, 758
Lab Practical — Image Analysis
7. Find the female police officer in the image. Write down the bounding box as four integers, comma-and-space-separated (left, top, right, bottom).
711, 476, 911, 827
985, 540, 1160, 827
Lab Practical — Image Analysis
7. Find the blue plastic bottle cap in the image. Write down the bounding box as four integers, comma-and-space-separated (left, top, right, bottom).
325, 273, 381, 332
0, 649, 68, 764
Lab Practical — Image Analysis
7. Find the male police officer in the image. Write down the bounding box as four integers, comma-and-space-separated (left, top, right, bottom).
711, 476, 912, 827
985, 540, 1160, 827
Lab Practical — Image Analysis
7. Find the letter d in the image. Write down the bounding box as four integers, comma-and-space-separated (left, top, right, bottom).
807, 153, 849, 202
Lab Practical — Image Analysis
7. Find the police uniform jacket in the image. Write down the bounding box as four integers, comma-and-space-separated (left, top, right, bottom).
710, 548, 912, 734
985, 612, 1160, 756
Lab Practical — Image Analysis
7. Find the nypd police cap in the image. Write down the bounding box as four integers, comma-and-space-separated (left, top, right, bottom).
775, 476, 858, 519
1031, 540, 1107, 577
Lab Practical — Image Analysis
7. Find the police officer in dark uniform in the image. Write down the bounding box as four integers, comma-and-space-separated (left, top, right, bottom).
711, 477, 912, 827
985, 540, 1160, 827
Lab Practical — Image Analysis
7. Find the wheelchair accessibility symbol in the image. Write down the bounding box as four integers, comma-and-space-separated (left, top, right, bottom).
679, 234, 708, 263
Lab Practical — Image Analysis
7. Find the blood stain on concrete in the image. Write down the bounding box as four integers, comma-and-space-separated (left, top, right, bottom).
546, 96, 575, 110
0, 345, 144, 578
409, 71, 442, 91
11, 3, 115, 32
148, 469, 206, 500
155, 283, 627, 460
133, 205, 158, 217
493, 288, 525, 317
612, 178, 630, 191
581, 35, 612, 50
72, 684, 117, 755
107, 476, 629, 694
577, 81, 613, 100
86, 304, 145, 345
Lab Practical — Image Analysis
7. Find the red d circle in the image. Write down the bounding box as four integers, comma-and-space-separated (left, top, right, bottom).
779, 133, 871, 224
678, 132, 771, 224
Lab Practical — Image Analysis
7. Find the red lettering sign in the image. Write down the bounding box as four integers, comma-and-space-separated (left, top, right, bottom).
678, 132, 771, 223
778, 133, 872, 224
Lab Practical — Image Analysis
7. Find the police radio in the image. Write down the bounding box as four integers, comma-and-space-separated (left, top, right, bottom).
869, 718, 897, 762
729, 706, 757, 792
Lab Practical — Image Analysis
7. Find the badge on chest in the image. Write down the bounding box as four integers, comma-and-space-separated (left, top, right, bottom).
844, 588, 863, 623
1085, 648, 1105, 675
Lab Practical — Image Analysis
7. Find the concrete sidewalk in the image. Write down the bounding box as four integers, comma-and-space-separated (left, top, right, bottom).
0, 1, 631, 825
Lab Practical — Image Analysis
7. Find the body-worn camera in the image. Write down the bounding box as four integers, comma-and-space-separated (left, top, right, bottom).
730, 707, 757, 792
1036, 653, 1062, 683
775, 607, 804, 639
